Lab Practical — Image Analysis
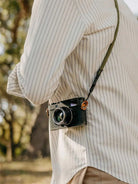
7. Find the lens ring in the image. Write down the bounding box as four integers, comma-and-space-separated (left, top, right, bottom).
53, 108, 66, 126
53, 107, 73, 126
64, 107, 73, 126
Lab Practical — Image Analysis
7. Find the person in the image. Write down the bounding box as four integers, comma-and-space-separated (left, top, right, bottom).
7, 0, 138, 183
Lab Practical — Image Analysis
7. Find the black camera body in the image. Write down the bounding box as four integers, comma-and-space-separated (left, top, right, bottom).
48, 97, 87, 131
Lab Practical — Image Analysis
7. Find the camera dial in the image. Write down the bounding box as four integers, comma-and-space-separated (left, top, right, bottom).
53, 107, 73, 126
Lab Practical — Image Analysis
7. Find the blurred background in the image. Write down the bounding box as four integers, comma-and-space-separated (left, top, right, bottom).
0, 0, 137, 184
0, 0, 51, 183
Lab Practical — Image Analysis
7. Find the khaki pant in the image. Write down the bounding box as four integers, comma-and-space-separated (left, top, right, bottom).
68, 167, 128, 184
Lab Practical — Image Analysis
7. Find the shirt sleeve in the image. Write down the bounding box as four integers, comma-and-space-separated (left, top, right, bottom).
6, 0, 88, 106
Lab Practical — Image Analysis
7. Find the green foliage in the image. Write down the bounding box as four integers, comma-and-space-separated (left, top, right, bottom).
8, 0, 20, 14
0, 0, 38, 161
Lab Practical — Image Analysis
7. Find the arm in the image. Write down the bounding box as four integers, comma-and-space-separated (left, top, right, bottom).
6, 0, 88, 106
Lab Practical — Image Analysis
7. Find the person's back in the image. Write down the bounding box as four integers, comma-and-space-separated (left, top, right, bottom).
49, 1, 138, 184
7, 0, 138, 183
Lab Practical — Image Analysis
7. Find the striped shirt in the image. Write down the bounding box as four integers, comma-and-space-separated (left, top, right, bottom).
7, 0, 138, 184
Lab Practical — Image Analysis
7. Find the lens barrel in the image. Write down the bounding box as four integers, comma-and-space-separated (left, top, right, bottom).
53, 107, 72, 126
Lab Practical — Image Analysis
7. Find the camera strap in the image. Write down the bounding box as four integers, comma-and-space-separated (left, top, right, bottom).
81, 0, 120, 110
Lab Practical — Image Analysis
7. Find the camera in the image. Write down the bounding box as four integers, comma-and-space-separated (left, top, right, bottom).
48, 97, 87, 131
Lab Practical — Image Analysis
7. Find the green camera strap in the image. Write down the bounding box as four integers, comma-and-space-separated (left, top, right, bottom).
84, 0, 120, 105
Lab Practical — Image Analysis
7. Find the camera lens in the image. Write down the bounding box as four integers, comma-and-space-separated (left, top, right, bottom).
54, 109, 64, 122
53, 107, 72, 126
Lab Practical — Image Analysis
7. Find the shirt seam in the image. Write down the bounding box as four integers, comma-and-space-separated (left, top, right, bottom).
73, 0, 89, 29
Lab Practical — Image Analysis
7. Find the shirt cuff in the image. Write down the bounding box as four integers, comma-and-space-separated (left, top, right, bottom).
6, 63, 25, 98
